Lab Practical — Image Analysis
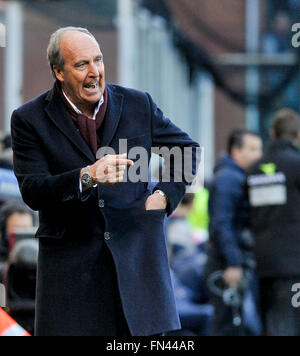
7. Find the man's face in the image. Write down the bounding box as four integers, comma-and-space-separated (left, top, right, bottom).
233, 134, 263, 170
6, 212, 34, 235
54, 31, 105, 109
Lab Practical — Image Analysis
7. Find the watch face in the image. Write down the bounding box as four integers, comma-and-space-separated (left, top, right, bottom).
82, 173, 91, 185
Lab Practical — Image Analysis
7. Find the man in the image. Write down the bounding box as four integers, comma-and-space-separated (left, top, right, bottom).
11, 27, 199, 336
0, 200, 36, 334
0, 200, 35, 282
204, 129, 262, 335
247, 108, 300, 336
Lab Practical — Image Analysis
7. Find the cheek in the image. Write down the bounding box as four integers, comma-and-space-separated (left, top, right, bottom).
68, 71, 86, 85
99, 65, 105, 77
76, 75, 86, 86
248, 150, 259, 161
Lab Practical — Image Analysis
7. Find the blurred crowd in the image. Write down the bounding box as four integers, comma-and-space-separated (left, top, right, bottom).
167, 108, 300, 336
1, 108, 300, 336
0, 134, 37, 335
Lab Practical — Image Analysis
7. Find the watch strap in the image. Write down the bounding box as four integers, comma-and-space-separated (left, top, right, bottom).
81, 166, 93, 189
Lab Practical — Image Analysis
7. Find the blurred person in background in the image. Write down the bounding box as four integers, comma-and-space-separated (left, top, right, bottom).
0, 135, 22, 205
261, 10, 299, 138
0, 200, 35, 282
262, 10, 292, 54
187, 186, 210, 247
0, 201, 36, 335
168, 269, 214, 336
167, 193, 209, 303
166, 194, 213, 336
247, 108, 300, 336
204, 129, 263, 336
0, 134, 13, 171
166, 193, 195, 258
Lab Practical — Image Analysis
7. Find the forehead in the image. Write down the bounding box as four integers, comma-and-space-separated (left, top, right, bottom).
243, 134, 261, 147
60, 31, 102, 62
7, 211, 33, 222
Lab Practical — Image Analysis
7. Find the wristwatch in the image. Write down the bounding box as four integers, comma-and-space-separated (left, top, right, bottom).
154, 190, 168, 202
81, 166, 94, 189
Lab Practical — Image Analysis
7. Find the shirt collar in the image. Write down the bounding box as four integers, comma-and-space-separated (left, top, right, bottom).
62, 90, 104, 121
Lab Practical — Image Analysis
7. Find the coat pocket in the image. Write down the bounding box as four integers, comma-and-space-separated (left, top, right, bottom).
35, 224, 66, 240
35, 209, 66, 240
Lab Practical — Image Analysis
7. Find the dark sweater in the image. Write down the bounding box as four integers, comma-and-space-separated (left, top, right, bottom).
247, 139, 300, 277
208, 156, 250, 267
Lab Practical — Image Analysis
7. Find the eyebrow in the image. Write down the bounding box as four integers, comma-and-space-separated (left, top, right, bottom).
74, 55, 103, 66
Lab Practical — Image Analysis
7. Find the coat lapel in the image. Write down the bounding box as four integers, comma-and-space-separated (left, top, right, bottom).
44, 84, 124, 161
44, 85, 97, 163
100, 84, 124, 149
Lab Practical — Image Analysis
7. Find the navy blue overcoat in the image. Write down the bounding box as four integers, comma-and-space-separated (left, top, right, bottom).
11, 83, 199, 336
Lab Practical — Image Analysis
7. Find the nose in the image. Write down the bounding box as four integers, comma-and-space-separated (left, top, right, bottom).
88, 61, 99, 77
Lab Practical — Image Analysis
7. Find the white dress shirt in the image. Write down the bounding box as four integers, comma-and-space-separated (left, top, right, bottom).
62, 90, 104, 192
62, 90, 104, 121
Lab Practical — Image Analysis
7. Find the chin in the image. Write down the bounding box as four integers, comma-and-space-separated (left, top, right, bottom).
84, 93, 102, 103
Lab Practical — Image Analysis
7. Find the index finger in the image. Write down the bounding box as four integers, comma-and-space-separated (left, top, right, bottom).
113, 158, 134, 166
114, 153, 128, 159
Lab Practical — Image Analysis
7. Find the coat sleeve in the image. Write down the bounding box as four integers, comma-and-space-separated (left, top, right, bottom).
146, 94, 200, 215
11, 110, 90, 211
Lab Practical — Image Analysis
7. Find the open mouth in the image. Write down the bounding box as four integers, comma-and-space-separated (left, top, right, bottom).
83, 82, 99, 92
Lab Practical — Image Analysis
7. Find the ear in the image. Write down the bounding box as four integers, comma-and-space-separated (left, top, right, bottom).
230, 146, 238, 161
53, 66, 64, 82
231, 145, 238, 155
270, 128, 275, 139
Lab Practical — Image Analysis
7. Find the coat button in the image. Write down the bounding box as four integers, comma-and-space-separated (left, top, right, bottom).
99, 200, 105, 208
104, 232, 111, 241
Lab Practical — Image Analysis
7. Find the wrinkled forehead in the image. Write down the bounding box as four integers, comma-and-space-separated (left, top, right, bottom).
60, 31, 102, 62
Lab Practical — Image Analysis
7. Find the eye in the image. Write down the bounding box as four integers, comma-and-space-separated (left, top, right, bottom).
76, 62, 88, 68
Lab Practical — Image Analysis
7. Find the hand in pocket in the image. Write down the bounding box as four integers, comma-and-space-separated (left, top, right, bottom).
145, 193, 167, 211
